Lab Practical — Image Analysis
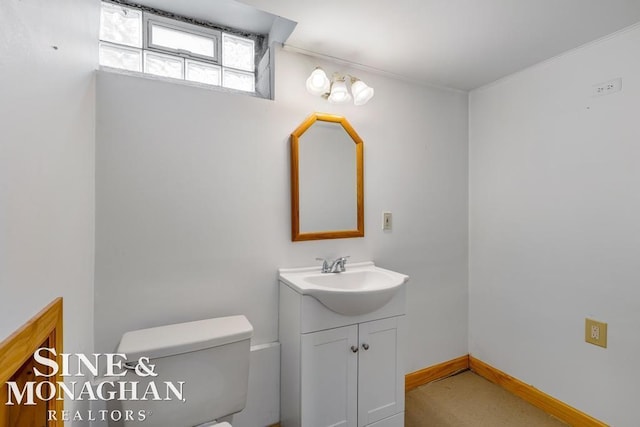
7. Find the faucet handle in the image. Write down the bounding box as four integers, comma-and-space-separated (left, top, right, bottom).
316, 257, 330, 273
338, 255, 350, 265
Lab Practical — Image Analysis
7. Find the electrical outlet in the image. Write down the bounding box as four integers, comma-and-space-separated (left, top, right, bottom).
585, 318, 607, 348
592, 78, 622, 97
382, 212, 392, 231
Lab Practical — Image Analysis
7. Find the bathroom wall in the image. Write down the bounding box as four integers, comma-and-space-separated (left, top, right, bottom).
469, 24, 640, 427
95, 45, 469, 421
0, 0, 97, 420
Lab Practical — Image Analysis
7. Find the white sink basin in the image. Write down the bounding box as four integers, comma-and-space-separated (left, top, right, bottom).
279, 262, 409, 316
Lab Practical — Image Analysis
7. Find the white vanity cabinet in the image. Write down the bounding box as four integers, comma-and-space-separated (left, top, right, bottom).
279, 275, 407, 427
301, 317, 404, 427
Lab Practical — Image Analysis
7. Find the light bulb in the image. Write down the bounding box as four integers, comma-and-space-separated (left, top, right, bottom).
306, 68, 330, 96
328, 79, 352, 104
351, 79, 374, 105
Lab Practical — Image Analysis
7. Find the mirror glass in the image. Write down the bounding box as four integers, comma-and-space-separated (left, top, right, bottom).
290, 113, 364, 241
299, 121, 356, 232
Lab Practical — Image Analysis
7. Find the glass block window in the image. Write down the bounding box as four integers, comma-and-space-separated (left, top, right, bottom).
100, 2, 142, 48
144, 51, 184, 79
186, 60, 221, 86
98, 1, 258, 93
223, 68, 255, 92
99, 42, 142, 72
222, 33, 254, 72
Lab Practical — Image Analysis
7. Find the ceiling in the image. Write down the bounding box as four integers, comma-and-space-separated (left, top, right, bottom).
133, 0, 640, 91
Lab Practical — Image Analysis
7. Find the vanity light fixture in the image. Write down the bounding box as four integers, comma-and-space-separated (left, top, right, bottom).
306, 67, 331, 95
305, 67, 375, 106
328, 76, 351, 104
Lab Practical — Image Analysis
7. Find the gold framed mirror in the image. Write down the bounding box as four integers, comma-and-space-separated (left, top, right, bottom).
290, 113, 364, 241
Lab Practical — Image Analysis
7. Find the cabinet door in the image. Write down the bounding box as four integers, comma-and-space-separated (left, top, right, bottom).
357, 316, 404, 427
301, 325, 358, 427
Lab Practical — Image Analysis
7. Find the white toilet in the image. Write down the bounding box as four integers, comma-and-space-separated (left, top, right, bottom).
111, 315, 253, 427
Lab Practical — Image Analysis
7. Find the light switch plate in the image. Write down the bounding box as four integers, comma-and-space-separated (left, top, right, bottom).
382, 212, 392, 231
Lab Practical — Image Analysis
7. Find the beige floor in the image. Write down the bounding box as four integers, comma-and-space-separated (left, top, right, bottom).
405, 371, 568, 427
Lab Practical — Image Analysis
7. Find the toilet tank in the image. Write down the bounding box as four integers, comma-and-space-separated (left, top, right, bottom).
113, 315, 253, 427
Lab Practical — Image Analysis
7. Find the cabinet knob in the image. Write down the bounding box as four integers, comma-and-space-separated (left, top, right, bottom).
350, 345, 359, 353
362, 343, 370, 351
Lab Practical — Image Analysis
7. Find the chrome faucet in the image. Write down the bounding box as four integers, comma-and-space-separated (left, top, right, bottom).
316, 256, 350, 273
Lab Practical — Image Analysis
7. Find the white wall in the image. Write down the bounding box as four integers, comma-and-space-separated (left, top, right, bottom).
0, 0, 97, 423
94, 45, 469, 415
469, 24, 640, 427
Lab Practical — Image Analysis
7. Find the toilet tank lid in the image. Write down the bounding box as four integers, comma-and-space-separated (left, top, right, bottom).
117, 315, 253, 361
